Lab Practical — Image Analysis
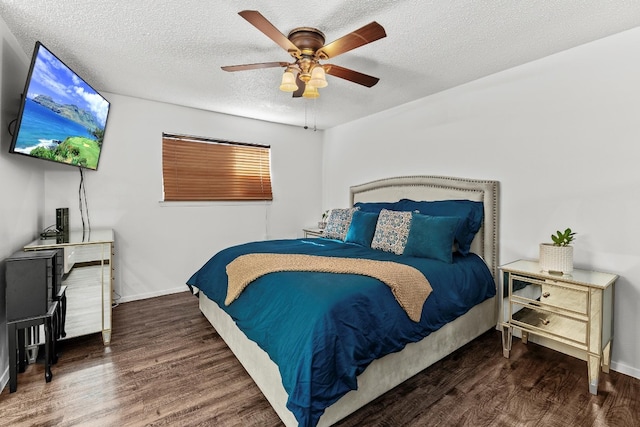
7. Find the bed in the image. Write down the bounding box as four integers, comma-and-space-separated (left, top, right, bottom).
189, 175, 499, 427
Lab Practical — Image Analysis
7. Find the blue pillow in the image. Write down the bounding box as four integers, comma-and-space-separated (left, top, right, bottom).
345, 211, 379, 247
403, 213, 460, 263
398, 199, 483, 256
353, 201, 402, 214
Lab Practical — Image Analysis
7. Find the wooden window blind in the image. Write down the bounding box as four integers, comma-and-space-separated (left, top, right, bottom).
162, 133, 273, 201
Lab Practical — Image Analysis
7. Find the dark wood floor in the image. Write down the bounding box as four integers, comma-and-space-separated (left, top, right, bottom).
2, 292, 639, 427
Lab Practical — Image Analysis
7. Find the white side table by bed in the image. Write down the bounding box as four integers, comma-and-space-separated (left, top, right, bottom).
499, 259, 617, 395
303, 228, 324, 238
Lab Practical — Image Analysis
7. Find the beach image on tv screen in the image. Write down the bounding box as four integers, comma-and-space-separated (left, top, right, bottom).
13, 44, 110, 170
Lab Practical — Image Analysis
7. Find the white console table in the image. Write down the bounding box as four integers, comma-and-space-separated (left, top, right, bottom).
24, 229, 114, 345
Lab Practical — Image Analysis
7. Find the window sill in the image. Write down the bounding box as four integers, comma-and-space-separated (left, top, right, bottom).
158, 201, 272, 207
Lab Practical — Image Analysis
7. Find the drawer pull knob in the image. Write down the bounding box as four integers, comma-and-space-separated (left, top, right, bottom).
542, 292, 551, 298
542, 319, 550, 325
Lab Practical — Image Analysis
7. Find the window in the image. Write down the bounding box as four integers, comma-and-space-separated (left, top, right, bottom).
162, 133, 273, 201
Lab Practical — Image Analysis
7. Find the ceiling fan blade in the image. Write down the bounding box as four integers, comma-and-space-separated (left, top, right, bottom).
317, 22, 386, 59
221, 62, 290, 72
325, 64, 380, 87
238, 10, 301, 56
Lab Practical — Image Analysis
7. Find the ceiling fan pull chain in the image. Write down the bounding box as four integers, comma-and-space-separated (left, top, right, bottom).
313, 98, 317, 132
304, 101, 308, 130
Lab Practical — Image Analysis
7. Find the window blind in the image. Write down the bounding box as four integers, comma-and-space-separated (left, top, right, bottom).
162, 133, 273, 201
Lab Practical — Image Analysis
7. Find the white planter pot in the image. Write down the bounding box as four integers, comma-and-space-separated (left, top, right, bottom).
539, 243, 573, 273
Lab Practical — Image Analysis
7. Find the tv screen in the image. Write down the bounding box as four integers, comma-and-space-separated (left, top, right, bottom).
9, 41, 110, 170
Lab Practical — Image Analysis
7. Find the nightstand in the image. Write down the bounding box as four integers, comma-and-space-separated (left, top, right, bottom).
499, 259, 617, 395
303, 228, 324, 238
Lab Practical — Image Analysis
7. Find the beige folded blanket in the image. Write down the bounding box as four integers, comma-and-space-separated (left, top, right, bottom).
225, 253, 432, 322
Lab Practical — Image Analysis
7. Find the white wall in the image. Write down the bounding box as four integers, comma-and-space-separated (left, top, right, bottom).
323, 27, 640, 379
42, 94, 323, 302
0, 15, 45, 392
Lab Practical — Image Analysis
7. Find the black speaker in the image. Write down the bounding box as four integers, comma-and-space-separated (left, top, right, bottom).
5, 250, 60, 322
56, 208, 69, 233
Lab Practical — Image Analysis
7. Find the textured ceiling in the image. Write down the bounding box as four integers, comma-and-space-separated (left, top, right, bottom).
1, 1, 639, 130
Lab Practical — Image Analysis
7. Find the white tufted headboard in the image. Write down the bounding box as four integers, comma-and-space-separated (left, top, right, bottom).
350, 175, 499, 279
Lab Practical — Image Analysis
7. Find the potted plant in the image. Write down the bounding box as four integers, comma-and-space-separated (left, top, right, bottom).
539, 227, 576, 273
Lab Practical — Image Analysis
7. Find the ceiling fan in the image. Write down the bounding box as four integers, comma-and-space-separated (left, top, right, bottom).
221, 10, 387, 99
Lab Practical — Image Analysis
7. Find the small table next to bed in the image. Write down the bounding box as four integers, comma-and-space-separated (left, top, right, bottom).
303, 228, 324, 238
499, 259, 617, 395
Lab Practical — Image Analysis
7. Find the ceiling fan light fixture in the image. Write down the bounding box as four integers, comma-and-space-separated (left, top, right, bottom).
302, 83, 319, 99
308, 66, 328, 88
279, 70, 298, 92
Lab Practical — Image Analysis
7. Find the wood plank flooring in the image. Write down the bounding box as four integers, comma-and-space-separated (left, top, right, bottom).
1, 291, 639, 426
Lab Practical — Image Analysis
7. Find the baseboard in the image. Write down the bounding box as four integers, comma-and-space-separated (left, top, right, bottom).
610, 360, 640, 380
116, 287, 189, 304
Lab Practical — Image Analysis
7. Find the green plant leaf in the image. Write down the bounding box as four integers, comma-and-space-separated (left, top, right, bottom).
549, 227, 577, 246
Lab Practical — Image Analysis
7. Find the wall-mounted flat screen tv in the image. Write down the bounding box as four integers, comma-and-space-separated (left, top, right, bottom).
9, 41, 110, 170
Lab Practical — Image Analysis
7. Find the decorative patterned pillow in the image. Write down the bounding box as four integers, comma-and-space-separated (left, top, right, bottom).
371, 209, 412, 255
324, 207, 359, 241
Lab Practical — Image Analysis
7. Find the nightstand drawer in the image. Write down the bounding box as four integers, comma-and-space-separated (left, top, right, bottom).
511, 274, 588, 315
512, 304, 587, 346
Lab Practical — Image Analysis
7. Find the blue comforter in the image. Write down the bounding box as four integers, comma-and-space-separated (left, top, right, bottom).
187, 238, 495, 427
